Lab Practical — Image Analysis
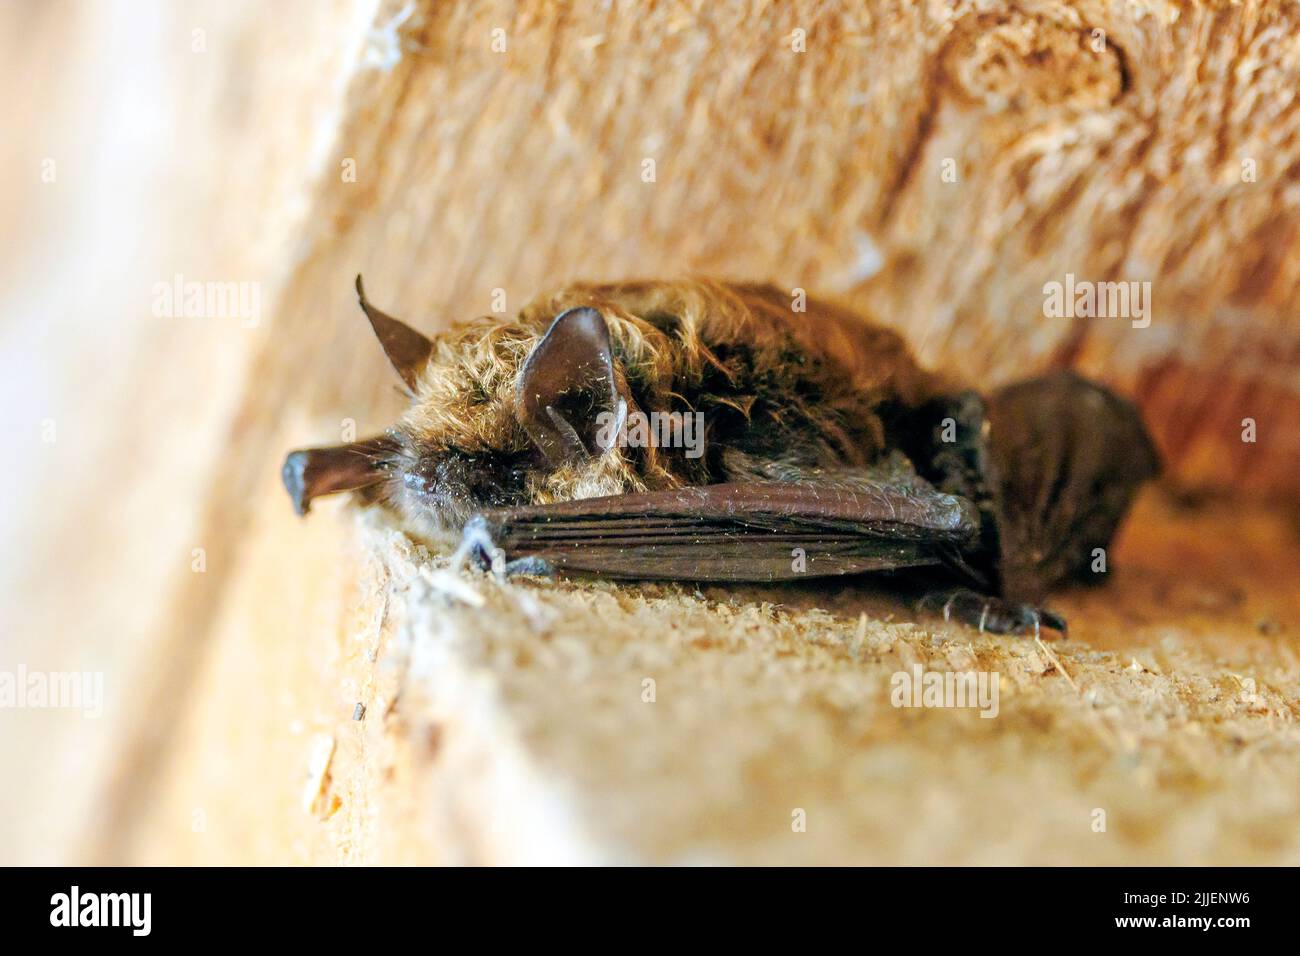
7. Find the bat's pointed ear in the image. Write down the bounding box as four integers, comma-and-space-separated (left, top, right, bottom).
355, 275, 434, 390
515, 306, 621, 465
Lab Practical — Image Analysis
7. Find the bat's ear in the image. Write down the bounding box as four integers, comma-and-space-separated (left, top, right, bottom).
355, 275, 433, 390
515, 306, 621, 465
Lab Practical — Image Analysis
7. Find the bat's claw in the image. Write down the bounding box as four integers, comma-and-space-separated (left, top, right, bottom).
450, 515, 496, 571
452, 515, 554, 579
919, 588, 1068, 638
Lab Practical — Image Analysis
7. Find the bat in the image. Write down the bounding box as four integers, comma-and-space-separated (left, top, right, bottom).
282, 276, 1160, 635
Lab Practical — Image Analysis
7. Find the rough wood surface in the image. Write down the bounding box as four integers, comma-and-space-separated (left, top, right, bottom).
3, 0, 1298, 865
131, 490, 1300, 865
327, 492, 1300, 864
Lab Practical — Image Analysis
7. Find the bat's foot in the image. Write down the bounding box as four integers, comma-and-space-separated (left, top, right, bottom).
501, 555, 555, 577
452, 515, 554, 579
919, 588, 1068, 638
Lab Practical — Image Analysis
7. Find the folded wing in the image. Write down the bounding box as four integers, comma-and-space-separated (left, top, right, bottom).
473, 480, 980, 582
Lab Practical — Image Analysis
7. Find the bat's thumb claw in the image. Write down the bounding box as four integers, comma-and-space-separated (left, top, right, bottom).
451, 515, 498, 573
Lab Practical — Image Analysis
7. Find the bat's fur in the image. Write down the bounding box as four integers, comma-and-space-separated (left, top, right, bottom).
386, 279, 951, 539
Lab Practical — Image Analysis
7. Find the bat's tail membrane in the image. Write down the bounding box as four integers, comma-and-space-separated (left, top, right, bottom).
982, 370, 1161, 603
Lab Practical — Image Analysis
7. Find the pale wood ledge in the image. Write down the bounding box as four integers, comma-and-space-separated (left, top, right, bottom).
129, 487, 1300, 865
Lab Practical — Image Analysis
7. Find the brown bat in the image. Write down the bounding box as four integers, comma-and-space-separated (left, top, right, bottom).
282, 276, 1160, 635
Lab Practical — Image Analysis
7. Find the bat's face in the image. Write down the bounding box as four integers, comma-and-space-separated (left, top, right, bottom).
306, 280, 644, 539
382, 319, 540, 532
385, 433, 538, 533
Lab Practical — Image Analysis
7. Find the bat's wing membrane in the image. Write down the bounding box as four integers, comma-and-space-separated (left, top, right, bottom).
473, 481, 980, 582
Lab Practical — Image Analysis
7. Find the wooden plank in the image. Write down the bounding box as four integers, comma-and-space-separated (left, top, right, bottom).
4, 0, 1299, 864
